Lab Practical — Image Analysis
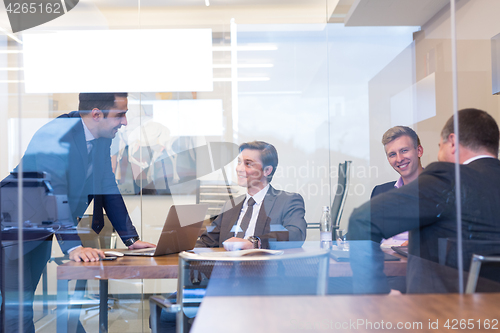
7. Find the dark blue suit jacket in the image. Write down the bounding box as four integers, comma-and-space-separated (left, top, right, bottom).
18, 111, 138, 252
370, 181, 397, 199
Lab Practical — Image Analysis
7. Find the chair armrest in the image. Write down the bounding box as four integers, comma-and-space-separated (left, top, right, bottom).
150, 296, 181, 333
150, 296, 180, 313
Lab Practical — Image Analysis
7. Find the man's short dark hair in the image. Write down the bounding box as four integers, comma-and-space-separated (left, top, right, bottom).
78, 93, 128, 117
381, 126, 421, 148
239, 141, 278, 182
441, 108, 499, 157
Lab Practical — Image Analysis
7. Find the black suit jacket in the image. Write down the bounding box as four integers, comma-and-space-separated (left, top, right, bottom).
16, 111, 138, 252
196, 185, 307, 248
349, 158, 500, 293
370, 181, 397, 198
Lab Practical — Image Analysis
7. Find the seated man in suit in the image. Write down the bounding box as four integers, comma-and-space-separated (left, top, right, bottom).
197, 141, 307, 249
1, 93, 155, 333
349, 108, 500, 294
371, 126, 424, 198
371, 126, 424, 248
156, 141, 307, 332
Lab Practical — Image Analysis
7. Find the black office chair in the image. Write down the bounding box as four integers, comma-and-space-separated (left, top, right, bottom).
438, 238, 500, 292
331, 161, 352, 232
466, 254, 500, 293
307, 160, 352, 230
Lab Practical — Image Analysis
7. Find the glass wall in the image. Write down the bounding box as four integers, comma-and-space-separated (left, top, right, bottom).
1, 0, 499, 332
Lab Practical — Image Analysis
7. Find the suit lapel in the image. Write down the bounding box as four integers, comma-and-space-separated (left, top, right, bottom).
253, 201, 271, 236
263, 185, 279, 217
67, 113, 89, 167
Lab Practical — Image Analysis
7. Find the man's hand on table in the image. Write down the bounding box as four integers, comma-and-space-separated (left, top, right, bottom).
128, 240, 156, 249
69, 247, 105, 262
223, 237, 254, 251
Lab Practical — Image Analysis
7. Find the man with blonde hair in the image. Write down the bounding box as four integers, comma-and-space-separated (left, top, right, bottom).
371, 126, 424, 198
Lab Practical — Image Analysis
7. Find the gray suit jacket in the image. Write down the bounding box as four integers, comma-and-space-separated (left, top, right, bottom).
196, 185, 307, 247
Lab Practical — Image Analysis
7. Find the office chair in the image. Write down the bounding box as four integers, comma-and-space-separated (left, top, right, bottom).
307, 160, 352, 230
150, 249, 330, 333
438, 238, 500, 293
331, 160, 352, 232
465, 254, 500, 293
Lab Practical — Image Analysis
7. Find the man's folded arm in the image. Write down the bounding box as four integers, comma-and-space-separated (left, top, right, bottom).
281, 193, 307, 241
196, 213, 223, 248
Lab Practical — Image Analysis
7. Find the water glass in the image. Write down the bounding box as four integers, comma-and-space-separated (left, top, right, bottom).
336, 229, 349, 251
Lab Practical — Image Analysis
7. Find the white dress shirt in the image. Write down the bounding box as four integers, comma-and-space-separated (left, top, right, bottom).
234, 184, 270, 238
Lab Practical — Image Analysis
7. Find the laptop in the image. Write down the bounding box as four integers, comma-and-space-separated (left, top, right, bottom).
391, 245, 409, 258
123, 204, 208, 257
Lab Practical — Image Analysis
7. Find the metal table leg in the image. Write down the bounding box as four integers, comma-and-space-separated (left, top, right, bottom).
56, 279, 68, 333
99, 279, 109, 333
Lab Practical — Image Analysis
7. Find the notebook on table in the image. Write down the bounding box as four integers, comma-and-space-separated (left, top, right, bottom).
123, 204, 208, 257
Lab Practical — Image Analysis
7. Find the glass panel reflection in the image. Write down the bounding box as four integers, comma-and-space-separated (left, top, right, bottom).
2, 0, 499, 332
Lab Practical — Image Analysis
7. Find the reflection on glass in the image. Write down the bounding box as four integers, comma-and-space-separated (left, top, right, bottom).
3, 0, 500, 331
1, 93, 154, 332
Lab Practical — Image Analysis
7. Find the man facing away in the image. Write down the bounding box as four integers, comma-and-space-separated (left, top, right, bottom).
1, 93, 154, 333
349, 108, 500, 294
196, 141, 307, 249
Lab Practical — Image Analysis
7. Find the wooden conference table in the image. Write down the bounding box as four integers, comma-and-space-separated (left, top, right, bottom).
56, 247, 406, 332
190, 293, 500, 333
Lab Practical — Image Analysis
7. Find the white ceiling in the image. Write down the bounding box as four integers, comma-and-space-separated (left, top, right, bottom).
344, 0, 450, 26
0, 0, 455, 36
87, 0, 328, 8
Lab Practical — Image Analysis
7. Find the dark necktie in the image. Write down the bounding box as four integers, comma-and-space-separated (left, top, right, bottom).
92, 195, 105, 234
236, 197, 256, 238
87, 139, 104, 234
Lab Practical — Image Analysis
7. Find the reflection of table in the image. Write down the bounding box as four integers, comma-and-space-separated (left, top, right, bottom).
191, 293, 500, 333
56, 247, 406, 333
57, 254, 183, 333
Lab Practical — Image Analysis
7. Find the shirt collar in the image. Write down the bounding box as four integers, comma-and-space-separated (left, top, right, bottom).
81, 118, 95, 142
394, 167, 425, 188
246, 184, 270, 206
394, 177, 404, 189
463, 155, 495, 165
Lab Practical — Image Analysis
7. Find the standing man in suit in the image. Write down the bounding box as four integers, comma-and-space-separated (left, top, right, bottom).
197, 141, 307, 249
371, 126, 424, 198
1, 93, 154, 333
349, 108, 500, 294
